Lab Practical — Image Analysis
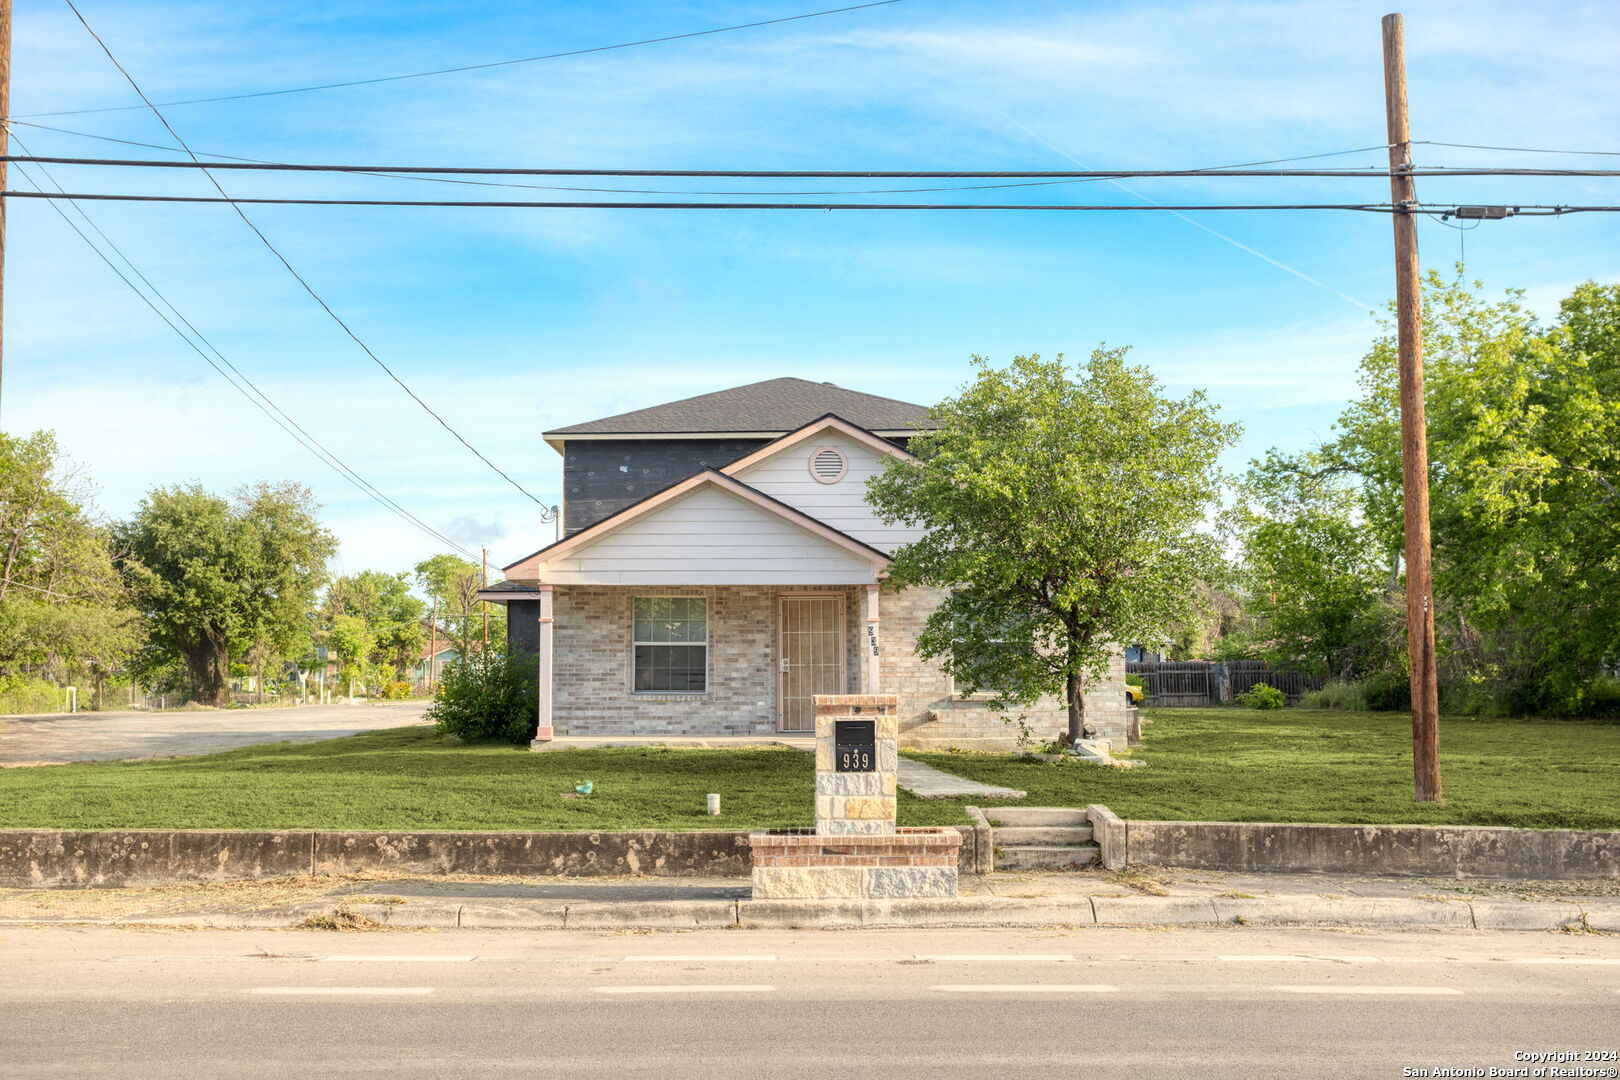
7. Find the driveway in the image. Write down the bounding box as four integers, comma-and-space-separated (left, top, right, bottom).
0, 701, 433, 765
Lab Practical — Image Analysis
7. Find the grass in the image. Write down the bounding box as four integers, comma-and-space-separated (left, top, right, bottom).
2, 708, 1616, 832
901, 708, 1620, 830
0, 726, 849, 832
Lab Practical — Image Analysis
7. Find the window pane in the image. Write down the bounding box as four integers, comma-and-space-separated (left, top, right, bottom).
634, 644, 706, 692
633, 597, 706, 643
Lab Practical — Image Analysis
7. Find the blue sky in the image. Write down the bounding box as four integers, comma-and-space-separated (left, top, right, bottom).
8, 0, 1619, 576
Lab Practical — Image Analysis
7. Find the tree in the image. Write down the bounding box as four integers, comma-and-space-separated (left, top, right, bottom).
322, 570, 425, 678
413, 553, 500, 656
0, 431, 139, 699
118, 483, 336, 706
1242, 274, 1620, 714
867, 351, 1240, 746
1228, 448, 1395, 678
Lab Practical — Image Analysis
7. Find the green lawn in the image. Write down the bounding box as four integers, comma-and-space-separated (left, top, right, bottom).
905, 708, 1620, 830
0, 727, 837, 832
2, 709, 1616, 832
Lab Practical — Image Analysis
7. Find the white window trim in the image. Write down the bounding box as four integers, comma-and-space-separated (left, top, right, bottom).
807, 445, 849, 485
630, 594, 710, 696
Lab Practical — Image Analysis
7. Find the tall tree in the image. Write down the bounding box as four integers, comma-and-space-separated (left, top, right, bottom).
413, 553, 500, 656
0, 431, 138, 696
118, 483, 336, 706
322, 571, 426, 678
867, 351, 1240, 746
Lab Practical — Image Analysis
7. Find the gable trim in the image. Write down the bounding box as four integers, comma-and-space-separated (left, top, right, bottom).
502, 468, 892, 579
719, 413, 918, 477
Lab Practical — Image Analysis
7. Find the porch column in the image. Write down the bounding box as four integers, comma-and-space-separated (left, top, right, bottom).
531, 585, 555, 747
864, 583, 882, 694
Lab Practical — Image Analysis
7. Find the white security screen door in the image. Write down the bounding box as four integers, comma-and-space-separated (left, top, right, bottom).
778, 595, 845, 733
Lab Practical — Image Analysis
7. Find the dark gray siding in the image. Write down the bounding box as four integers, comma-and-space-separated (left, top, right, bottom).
562, 439, 769, 534
505, 599, 540, 657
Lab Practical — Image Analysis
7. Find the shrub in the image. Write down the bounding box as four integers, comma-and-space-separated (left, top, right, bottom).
1359, 671, 1411, 712
1125, 673, 1146, 690
425, 650, 536, 744
379, 679, 414, 701
1300, 681, 1367, 711
0, 674, 61, 715
1572, 676, 1620, 721
1236, 682, 1286, 710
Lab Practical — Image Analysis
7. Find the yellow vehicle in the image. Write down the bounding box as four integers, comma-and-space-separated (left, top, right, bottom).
1124, 682, 1144, 706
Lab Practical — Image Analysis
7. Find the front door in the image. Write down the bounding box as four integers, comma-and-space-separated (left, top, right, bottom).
778, 594, 845, 733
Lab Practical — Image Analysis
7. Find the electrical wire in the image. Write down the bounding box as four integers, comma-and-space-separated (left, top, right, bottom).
1417, 139, 1620, 157
62, 0, 556, 519
1, 191, 1420, 210
8, 141, 482, 562
23, 154, 1620, 179
3, 124, 1407, 196
20, 0, 907, 118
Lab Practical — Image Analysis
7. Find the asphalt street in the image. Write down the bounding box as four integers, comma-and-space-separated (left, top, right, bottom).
3, 926, 1616, 1079
0, 700, 431, 764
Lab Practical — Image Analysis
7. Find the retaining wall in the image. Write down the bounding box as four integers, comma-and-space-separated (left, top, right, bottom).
1085, 806, 1620, 879
0, 826, 989, 888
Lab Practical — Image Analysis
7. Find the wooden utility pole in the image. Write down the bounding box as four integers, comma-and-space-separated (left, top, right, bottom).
1381, 13, 1442, 802
0, 0, 11, 417
428, 597, 438, 692
481, 546, 489, 651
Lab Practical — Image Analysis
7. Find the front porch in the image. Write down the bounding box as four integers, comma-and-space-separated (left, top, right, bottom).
528, 583, 887, 743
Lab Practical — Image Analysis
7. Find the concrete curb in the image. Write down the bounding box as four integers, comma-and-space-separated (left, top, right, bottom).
7, 894, 1616, 933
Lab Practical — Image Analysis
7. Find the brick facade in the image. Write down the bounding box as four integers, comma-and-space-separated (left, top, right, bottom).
546, 582, 1129, 746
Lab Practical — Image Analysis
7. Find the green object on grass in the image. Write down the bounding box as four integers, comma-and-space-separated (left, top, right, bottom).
575, 782, 593, 795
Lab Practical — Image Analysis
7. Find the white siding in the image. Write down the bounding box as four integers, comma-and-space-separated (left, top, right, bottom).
541, 484, 881, 585
731, 431, 925, 554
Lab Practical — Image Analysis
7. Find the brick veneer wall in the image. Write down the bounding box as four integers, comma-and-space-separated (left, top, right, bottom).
552, 584, 861, 736
879, 584, 1132, 748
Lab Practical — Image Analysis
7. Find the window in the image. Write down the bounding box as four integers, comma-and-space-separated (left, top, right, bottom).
633, 597, 708, 693
808, 446, 847, 484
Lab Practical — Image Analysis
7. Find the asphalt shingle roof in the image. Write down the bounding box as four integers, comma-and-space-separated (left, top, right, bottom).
545, 378, 936, 436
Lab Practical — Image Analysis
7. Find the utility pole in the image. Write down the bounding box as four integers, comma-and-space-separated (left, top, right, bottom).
428, 596, 438, 693
0, 0, 12, 418
1381, 13, 1442, 803
481, 546, 489, 651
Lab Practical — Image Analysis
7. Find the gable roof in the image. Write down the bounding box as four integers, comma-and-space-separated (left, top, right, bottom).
501, 467, 891, 581
544, 378, 935, 440
720, 413, 917, 477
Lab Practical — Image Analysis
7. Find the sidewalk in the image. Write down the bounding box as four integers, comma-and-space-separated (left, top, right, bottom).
2, 866, 1614, 933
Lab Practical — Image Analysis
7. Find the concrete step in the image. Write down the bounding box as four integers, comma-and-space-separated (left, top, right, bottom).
992, 825, 1094, 847
982, 806, 1088, 828
994, 843, 1101, 871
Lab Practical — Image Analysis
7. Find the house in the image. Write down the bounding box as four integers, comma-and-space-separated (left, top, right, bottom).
479, 378, 1129, 750
412, 636, 460, 688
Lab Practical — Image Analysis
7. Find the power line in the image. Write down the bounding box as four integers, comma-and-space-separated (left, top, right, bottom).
18, 154, 1620, 179
1417, 139, 1620, 158
3, 125, 1410, 196
21, 0, 907, 118
13, 191, 1610, 213
8, 143, 481, 562
61, 0, 556, 519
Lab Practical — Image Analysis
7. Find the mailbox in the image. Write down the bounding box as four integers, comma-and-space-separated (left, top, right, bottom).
834, 719, 876, 773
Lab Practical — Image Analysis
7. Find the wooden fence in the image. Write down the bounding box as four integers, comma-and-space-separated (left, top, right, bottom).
1128, 660, 1326, 706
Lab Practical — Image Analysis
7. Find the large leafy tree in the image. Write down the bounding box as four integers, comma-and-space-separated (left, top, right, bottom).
1242, 275, 1620, 713
0, 431, 139, 700
322, 571, 426, 679
414, 553, 501, 656
867, 351, 1240, 745
118, 482, 336, 706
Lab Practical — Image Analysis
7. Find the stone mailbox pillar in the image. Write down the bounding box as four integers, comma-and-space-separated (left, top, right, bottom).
749, 694, 960, 900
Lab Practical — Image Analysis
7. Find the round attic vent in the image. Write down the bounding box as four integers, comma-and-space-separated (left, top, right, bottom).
809, 446, 847, 484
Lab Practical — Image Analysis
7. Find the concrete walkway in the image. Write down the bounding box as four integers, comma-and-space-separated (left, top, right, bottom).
0, 701, 433, 765
895, 757, 1026, 800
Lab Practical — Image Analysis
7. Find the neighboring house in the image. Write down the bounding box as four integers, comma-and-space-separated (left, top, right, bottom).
412, 636, 460, 686
479, 378, 1128, 750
